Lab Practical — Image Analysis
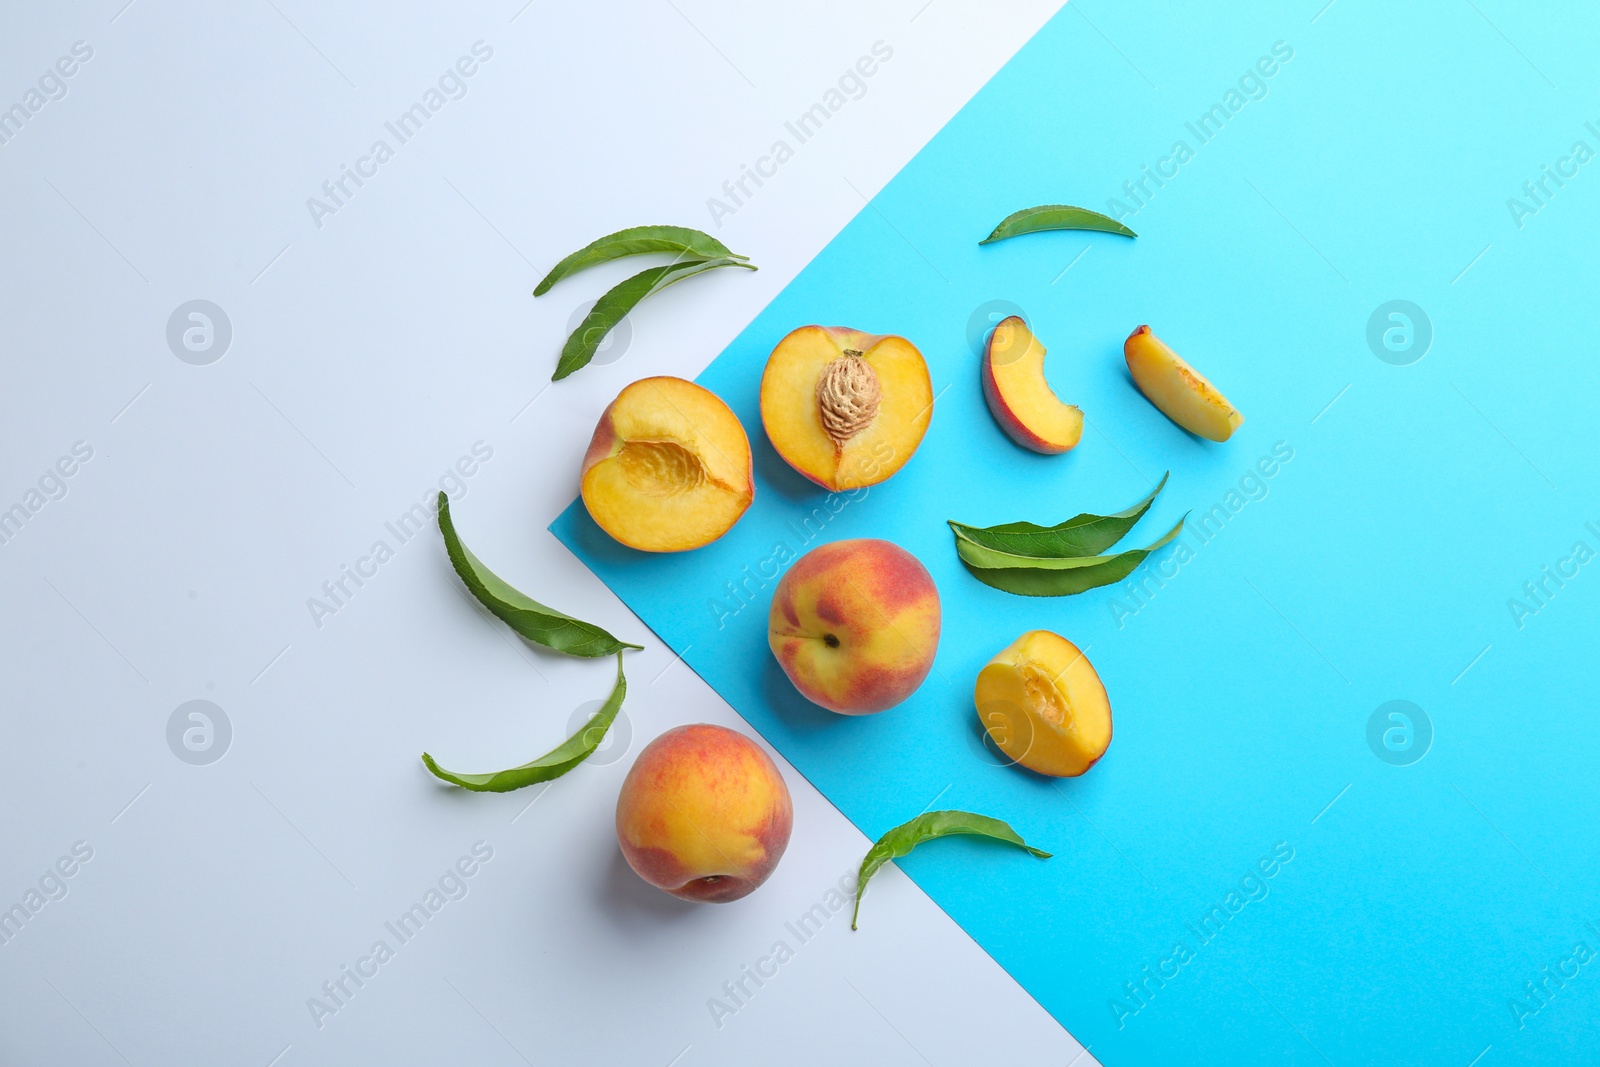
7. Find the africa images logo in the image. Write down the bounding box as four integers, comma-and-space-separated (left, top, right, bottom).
166, 300, 233, 365
1366, 700, 1432, 767
166, 700, 232, 766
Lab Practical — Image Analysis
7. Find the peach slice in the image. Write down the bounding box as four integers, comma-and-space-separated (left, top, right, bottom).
1124, 325, 1243, 442
982, 316, 1084, 454
974, 630, 1111, 777
768, 539, 941, 715
760, 326, 933, 490
580, 376, 753, 552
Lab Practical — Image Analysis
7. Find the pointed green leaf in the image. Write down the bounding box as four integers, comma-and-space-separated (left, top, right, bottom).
533, 225, 749, 296
853, 810, 1050, 930
552, 256, 757, 381
980, 204, 1136, 244
422, 652, 627, 793
949, 473, 1168, 558
955, 516, 1188, 597
438, 492, 642, 657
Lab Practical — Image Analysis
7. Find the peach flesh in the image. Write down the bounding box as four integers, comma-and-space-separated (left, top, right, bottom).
580, 376, 754, 552
1124, 325, 1243, 442
982, 316, 1084, 454
974, 630, 1111, 777
760, 326, 933, 490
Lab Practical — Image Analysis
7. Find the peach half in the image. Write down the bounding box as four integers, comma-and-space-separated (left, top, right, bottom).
982, 316, 1084, 454
1124, 325, 1243, 442
580, 376, 753, 552
616, 724, 793, 903
760, 326, 933, 490
768, 538, 941, 715
974, 630, 1111, 777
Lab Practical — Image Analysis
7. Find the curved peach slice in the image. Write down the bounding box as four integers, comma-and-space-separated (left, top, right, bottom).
1124, 325, 1243, 442
981, 316, 1084, 454
760, 326, 933, 490
974, 630, 1111, 777
581, 376, 753, 552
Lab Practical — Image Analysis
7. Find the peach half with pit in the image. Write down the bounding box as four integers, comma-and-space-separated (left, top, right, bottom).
768, 538, 941, 715
580, 376, 753, 552
1124, 325, 1243, 442
974, 630, 1111, 777
982, 315, 1084, 454
760, 326, 933, 490
615, 723, 793, 903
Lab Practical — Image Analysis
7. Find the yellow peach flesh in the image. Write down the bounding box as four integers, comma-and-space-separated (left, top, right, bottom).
982, 316, 1084, 453
1124, 325, 1243, 442
974, 630, 1111, 777
580, 376, 753, 552
760, 326, 933, 490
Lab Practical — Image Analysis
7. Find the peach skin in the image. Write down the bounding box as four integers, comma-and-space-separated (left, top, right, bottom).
768, 539, 941, 715
615, 724, 793, 903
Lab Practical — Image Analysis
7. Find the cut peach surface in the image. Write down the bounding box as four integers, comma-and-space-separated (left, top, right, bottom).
982, 316, 1084, 454
760, 326, 933, 491
1124, 325, 1243, 442
580, 376, 753, 552
974, 630, 1111, 777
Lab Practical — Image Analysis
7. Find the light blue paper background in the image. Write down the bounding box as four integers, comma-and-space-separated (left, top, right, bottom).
555, 3, 1600, 1062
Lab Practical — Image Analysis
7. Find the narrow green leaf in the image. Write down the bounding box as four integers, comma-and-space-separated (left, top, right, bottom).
533, 225, 749, 296
955, 516, 1187, 597
422, 652, 627, 792
853, 810, 1050, 930
552, 256, 757, 381
955, 515, 1186, 572
979, 204, 1137, 244
949, 473, 1168, 558
438, 492, 642, 657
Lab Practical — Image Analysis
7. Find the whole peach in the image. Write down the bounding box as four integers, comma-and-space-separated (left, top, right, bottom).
768, 538, 941, 714
615, 724, 793, 903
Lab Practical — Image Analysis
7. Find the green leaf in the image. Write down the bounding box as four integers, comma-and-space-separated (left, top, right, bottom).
437, 492, 642, 657
955, 516, 1187, 597
552, 256, 757, 381
979, 204, 1137, 244
949, 473, 1168, 558
422, 652, 628, 792
533, 225, 749, 296
853, 810, 1050, 930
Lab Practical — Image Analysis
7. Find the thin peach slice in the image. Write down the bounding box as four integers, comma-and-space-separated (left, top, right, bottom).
982, 316, 1084, 454
974, 630, 1111, 777
1124, 325, 1243, 442
760, 326, 933, 491
581, 376, 753, 552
